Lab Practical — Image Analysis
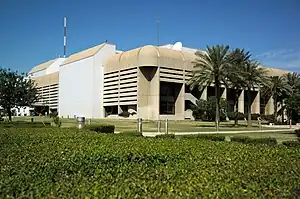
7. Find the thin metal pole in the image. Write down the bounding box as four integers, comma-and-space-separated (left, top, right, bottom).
165, 119, 168, 134
157, 19, 160, 46
63, 16, 67, 58
157, 120, 161, 133
138, 118, 143, 133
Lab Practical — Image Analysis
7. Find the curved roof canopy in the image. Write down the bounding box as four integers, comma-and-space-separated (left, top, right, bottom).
105, 45, 196, 73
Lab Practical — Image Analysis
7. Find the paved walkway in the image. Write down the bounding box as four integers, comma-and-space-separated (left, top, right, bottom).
142, 128, 296, 137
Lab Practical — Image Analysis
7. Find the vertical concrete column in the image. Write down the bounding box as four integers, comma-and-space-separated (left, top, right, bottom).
149, 68, 160, 120
265, 96, 274, 115
200, 86, 207, 100
251, 91, 260, 114
175, 84, 185, 120
221, 87, 227, 99
238, 90, 244, 113
118, 70, 121, 114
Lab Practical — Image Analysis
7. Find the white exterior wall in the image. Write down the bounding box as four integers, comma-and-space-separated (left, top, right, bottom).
59, 57, 94, 118
92, 44, 116, 118
59, 44, 116, 118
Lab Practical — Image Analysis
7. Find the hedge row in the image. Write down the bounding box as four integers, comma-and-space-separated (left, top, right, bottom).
0, 121, 51, 128
282, 140, 300, 147
85, 124, 115, 133
1, 128, 299, 198
231, 136, 277, 145
180, 134, 226, 141
295, 129, 300, 137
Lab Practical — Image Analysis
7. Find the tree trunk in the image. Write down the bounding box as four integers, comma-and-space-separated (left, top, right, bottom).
281, 101, 284, 123
7, 107, 12, 122
273, 95, 278, 122
215, 80, 220, 131
247, 88, 252, 127
234, 90, 239, 126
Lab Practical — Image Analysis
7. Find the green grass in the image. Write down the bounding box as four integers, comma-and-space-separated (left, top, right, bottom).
10, 116, 287, 132
1, 128, 300, 198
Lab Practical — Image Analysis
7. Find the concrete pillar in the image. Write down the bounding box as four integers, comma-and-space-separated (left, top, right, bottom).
200, 86, 207, 100
175, 84, 185, 120
137, 67, 159, 120
238, 90, 244, 113
265, 96, 274, 115
221, 87, 227, 99
251, 91, 260, 114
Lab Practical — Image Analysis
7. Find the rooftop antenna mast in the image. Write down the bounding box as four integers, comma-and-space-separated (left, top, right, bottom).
63, 16, 67, 58
156, 18, 160, 46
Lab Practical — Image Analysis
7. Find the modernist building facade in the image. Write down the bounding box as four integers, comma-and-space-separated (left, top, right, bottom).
28, 42, 288, 120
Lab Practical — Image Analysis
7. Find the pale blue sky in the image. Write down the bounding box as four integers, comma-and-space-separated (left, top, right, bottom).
0, 0, 299, 72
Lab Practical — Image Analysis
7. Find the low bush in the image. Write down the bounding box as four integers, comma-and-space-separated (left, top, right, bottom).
85, 124, 115, 133
156, 134, 176, 139
0, 121, 51, 128
52, 116, 62, 127
118, 131, 142, 137
261, 115, 275, 123
118, 111, 130, 118
231, 136, 277, 145
227, 112, 235, 120
295, 129, 300, 137
230, 136, 250, 143
181, 134, 225, 141
251, 114, 260, 120
282, 140, 300, 147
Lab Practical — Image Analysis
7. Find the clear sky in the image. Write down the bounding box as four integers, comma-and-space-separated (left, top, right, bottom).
0, 0, 300, 72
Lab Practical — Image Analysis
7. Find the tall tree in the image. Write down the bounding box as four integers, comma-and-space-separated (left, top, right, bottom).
226, 48, 251, 126
0, 68, 39, 121
188, 45, 230, 130
240, 61, 268, 127
262, 76, 292, 122
284, 72, 300, 123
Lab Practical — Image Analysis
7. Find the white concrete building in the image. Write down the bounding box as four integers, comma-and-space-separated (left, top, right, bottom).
28, 58, 66, 114
28, 41, 288, 120
58, 43, 116, 118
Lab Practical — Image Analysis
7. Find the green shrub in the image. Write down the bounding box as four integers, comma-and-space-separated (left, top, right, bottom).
251, 114, 260, 120
295, 129, 300, 137
118, 131, 142, 137
230, 136, 250, 143
261, 115, 275, 123
236, 112, 246, 120
52, 116, 62, 127
282, 140, 300, 147
156, 134, 176, 139
181, 134, 225, 141
0, 121, 51, 128
1, 128, 300, 198
85, 124, 115, 133
231, 136, 277, 145
227, 112, 235, 120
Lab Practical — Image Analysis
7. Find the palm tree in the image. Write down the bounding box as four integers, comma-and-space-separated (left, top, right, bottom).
188, 45, 230, 130
285, 72, 300, 90
284, 72, 300, 122
263, 76, 292, 122
226, 48, 251, 126
240, 61, 268, 127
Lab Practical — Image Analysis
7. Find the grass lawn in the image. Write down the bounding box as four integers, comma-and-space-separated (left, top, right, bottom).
10, 116, 287, 132
0, 128, 299, 198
